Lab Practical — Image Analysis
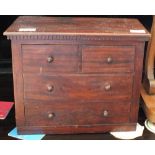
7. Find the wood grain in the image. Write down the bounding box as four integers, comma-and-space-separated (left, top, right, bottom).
4, 16, 150, 39
11, 41, 25, 126
25, 101, 130, 126
82, 45, 135, 73
143, 16, 155, 94
23, 74, 133, 102
22, 44, 80, 73
4, 16, 150, 134
17, 123, 136, 135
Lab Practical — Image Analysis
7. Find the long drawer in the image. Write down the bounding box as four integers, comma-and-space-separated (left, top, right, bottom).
25, 101, 131, 126
23, 74, 133, 102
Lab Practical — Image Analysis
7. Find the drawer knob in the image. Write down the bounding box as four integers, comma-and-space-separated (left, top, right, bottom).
107, 57, 113, 63
103, 110, 108, 117
47, 56, 54, 63
104, 83, 111, 91
48, 113, 55, 119
47, 85, 54, 92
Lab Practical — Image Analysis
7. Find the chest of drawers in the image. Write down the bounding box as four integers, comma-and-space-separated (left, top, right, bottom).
4, 16, 150, 134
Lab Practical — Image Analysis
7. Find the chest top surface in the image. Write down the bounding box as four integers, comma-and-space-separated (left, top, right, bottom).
4, 16, 150, 40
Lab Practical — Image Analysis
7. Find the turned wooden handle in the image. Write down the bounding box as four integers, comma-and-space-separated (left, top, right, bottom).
107, 57, 113, 63
103, 110, 108, 117
104, 83, 111, 91
47, 56, 54, 63
47, 85, 54, 92
48, 113, 55, 119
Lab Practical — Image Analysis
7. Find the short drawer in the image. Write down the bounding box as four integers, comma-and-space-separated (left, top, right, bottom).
25, 101, 131, 126
22, 45, 79, 73
24, 74, 133, 102
82, 46, 135, 73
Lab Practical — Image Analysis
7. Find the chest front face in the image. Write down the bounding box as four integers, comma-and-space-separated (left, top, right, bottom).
4, 16, 150, 134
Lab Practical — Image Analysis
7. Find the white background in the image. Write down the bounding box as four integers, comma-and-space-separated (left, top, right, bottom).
0, 0, 155, 15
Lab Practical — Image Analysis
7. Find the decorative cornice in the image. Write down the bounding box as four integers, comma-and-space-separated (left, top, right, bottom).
6, 34, 149, 41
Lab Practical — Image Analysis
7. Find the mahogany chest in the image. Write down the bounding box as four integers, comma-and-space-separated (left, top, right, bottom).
4, 16, 150, 134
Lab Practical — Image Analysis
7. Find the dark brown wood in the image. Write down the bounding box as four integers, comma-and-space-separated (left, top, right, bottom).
4, 16, 150, 40
17, 124, 136, 135
23, 74, 133, 102
25, 101, 131, 126
82, 45, 135, 73
130, 42, 145, 122
11, 41, 25, 127
4, 16, 150, 134
22, 45, 80, 73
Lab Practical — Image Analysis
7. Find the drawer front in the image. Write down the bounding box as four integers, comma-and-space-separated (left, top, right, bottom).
22, 45, 79, 73
24, 75, 133, 102
25, 101, 131, 126
82, 46, 135, 73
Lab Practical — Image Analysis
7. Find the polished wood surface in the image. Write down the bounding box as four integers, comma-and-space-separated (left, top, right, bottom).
4, 16, 150, 134
82, 46, 135, 73
141, 85, 155, 122
4, 16, 150, 38
22, 45, 79, 73
141, 16, 155, 123
24, 75, 133, 102
143, 16, 155, 94
25, 101, 131, 126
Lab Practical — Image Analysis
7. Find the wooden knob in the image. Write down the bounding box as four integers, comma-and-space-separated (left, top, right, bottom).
104, 83, 111, 91
107, 57, 112, 63
48, 113, 55, 119
47, 56, 54, 63
47, 85, 54, 92
103, 110, 108, 117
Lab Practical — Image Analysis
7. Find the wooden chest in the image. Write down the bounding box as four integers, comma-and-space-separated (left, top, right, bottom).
4, 16, 150, 134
